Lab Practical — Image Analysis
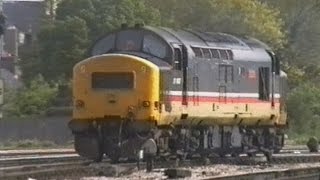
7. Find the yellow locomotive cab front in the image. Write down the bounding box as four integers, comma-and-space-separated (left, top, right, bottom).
72, 54, 160, 125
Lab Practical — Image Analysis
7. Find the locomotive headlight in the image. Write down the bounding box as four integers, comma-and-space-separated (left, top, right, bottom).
128, 105, 134, 110
75, 100, 85, 109
154, 101, 159, 110
142, 101, 150, 108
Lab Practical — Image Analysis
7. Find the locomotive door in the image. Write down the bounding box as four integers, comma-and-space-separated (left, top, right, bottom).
172, 43, 188, 106
219, 86, 227, 103
193, 76, 199, 105
218, 64, 234, 103
258, 67, 270, 101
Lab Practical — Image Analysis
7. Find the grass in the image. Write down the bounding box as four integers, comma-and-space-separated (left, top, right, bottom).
0, 139, 73, 150
286, 133, 319, 146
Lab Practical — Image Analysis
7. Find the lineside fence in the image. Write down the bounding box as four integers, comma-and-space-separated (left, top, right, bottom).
0, 115, 72, 145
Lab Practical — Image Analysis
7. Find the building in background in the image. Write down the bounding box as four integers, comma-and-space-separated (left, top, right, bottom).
1, 0, 47, 89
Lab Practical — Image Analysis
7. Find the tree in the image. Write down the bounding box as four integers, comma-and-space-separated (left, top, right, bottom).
32, 0, 161, 80
148, 0, 285, 50
263, 0, 320, 86
286, 83, 320, 137
55, 0, 161, 40
24, 0, 285, 81
3, 75, 58, 117
37, 16, 89, 80
19, 43, 42, 83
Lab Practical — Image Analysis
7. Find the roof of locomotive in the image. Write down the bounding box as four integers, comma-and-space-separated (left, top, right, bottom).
90, 25, 274, 62
145, 26, 273, 62
145, 26, 272, 51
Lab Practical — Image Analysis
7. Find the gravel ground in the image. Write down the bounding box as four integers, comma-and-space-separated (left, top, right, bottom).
82, 163, 320, 180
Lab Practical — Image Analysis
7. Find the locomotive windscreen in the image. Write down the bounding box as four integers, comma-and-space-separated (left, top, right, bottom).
91, 29, 171, 61
116, 30, 143, 51
92, 72, 134, 89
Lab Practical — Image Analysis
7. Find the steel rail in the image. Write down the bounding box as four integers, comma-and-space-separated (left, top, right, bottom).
0, 154, 81, 168
206, 166, 320, 180
0, 149, 75, 157
0, 150, 319, 179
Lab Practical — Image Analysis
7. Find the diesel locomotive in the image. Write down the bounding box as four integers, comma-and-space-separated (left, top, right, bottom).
69, 25, 288, 162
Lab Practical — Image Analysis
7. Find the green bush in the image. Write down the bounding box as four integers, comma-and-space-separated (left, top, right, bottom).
2, 75, 58, 117
287, 83, 320, 138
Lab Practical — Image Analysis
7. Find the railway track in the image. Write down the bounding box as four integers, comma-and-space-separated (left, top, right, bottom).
207, 165, 320, 180
0, 149, 75, 158
0, 147, 318, 179
0, 154, 82, 168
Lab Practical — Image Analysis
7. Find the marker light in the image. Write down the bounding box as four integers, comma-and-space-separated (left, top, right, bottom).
142, 101, 150, 107
75, 100, 85, 109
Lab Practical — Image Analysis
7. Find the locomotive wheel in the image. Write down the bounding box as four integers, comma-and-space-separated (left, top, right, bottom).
93, 150, 103, 162
109, 146, 121, 163
110, 153, 120, 163
273, 148, 281, 154
219, 153, 226, 158
247, 152, 256, 157
177, 153, 188, 161
74, 134, 103, 162
263, 150, 273, 161
231, 152, 239, 157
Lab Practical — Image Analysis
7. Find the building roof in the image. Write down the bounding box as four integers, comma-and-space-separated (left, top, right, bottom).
3, 0, 45, 35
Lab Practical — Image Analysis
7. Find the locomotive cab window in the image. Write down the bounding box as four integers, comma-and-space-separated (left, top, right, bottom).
143, 34, 168, 59
116, 30, 143, 51
92, 72, 134, 90
91, 34, 116, 56
173, 48, 182, 70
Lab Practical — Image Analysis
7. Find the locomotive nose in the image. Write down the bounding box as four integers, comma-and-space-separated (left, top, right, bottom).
72, 54, 160, 123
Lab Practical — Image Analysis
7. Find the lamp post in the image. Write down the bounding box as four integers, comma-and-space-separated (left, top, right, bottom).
0, 0, 4, 119
0, 0, 5, 61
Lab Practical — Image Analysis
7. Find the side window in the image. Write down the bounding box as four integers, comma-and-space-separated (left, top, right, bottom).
174, 48, 182, 70
219, 50, 228, 60
211, 49, 220, 59
239, 67, 246, 77
192, 47, 203, 58
219, 64, 234, 83
227, 50, 234, 60
202, 48, 212, 58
